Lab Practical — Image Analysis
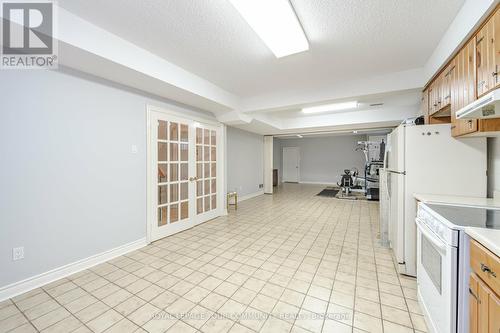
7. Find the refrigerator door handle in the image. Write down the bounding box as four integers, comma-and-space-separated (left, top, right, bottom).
386, 173, 391, 198
387, 170, 406, 175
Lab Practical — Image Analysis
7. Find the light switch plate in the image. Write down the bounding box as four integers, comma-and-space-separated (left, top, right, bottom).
131, 145, 138, 154
13, 247, 24, 261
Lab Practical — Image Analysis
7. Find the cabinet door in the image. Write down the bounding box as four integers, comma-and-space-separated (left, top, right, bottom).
452, 40, 478, 136
438, 73, 444, 109
478, 276, 489, 333
451, 55, 459, 135
490, 291, 500, 333
477, 23, 488, 96
470, 273, 479, 333
436, 73, 442, 110
443, 63, 454, 107
444, 60, 456, 106
421, 89, 429, 123
473, 272, 500, 333
466, 38, 477, 105
462, 39, 479, 134
494, 8, 500, 89
428, 86, 435, 114
477, 16, 496, 96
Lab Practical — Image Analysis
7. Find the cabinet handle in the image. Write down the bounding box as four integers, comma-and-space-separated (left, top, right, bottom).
469, 288, 481, 304
481, 263, 497, 277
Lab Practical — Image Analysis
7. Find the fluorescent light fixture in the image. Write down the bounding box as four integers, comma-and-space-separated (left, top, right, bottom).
229, 0, 309, 58
296, 134, 303, 138
302, 101, 359, 114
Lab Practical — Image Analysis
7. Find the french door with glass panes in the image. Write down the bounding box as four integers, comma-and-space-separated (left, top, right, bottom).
150, 111, 221, 241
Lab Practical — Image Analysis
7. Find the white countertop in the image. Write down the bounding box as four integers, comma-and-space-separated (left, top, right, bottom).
414, 193, 500, 209
465, 228, 500, 257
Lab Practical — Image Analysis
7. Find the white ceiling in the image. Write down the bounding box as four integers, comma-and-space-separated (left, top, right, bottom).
57, 0, 466, 134
59, 0, 463, 98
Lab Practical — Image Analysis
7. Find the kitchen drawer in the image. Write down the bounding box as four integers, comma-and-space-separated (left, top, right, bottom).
470, 239, 500, 295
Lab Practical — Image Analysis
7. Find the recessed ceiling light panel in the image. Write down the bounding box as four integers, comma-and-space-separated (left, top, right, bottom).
302, 101, 358, 114
229, 0, 309, 58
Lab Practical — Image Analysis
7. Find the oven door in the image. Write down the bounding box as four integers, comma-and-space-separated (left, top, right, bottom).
415, 218, 458, 333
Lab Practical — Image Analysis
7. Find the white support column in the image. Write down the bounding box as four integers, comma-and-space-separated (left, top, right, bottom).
264, 136, 273, 194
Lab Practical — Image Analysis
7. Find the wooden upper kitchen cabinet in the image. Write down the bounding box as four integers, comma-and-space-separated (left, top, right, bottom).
450, 39, 478, 136
470, 6, 500, 136
424, 4, 500, 137
476, 7, 500, 97
421, 88, 429, 124
428, 62, 454, 124
469, 239, 500, 333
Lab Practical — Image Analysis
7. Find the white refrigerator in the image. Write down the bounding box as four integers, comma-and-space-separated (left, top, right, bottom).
382, 124, 486, 277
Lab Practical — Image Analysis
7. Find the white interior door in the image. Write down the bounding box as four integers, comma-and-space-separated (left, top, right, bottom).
194, 124, 221, 223
149, 111, 222, 241
283, 147, 299, 182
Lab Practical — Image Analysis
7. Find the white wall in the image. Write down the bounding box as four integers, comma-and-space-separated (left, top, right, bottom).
0, 68, 215, 289
226, 127, 264, 198
488, 138, 500, 197
274, 135, 367, 185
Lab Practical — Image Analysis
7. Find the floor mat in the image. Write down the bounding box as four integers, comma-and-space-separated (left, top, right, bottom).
317, 189, 339, 197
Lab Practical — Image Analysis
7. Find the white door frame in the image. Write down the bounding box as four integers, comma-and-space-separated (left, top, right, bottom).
283, 147, 300, 183
146, 104, 226, 244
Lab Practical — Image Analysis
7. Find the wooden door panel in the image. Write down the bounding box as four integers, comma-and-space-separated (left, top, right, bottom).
470, 274, 479, 333
489, 291, 500, 333
487, 17, 496, 92
451, 39, 478, 136
477, 12, 498, 96
478, 278, 489, 333
478, 25, 488, 96
494, 8, 500, 88
467, 39, 477, 104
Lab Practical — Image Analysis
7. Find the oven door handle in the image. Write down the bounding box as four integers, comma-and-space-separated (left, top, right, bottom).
415, 218, 447, 253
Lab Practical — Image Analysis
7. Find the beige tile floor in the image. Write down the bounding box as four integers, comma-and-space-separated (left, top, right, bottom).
0, 184, 428, 333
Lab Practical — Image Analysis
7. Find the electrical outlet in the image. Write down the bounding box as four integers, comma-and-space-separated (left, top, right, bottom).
12, 247, 24, 261
259, 184, 264, 189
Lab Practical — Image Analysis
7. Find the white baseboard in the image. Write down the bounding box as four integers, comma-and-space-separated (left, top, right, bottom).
0, 238, 147, 302
239, 190, 265, 202
299, 181, 338, 186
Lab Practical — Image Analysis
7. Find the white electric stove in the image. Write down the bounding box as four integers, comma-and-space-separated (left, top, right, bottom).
416, 202, 500, 333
